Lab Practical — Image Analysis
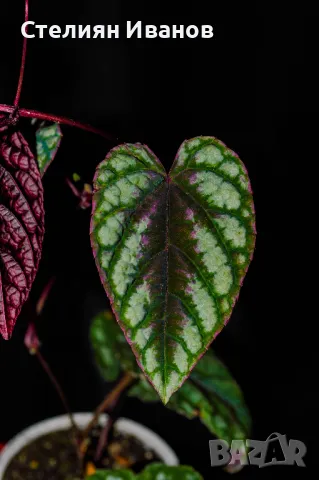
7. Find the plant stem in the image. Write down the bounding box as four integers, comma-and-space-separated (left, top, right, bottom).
14, 0, 29, 107
0, 104, 114, 140
81, 372, 134, 441
35, 350, 79, 433
94, 380, 129, 462
94, 416, 115, 462
36, 277, 56, 316
65, 177, 82, 198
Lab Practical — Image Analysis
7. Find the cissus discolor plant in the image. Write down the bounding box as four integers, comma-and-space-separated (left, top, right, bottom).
91, 137, 256, 403
0, 4, 257, 475
0, 118, 256, 405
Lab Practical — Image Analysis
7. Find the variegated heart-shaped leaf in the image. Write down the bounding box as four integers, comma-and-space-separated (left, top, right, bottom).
91, 137, 255, 403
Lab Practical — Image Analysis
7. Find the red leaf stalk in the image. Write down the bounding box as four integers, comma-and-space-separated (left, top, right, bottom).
0, 104, 114, 140
14, 0, 29, 107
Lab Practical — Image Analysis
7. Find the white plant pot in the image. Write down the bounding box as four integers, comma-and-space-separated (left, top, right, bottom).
0, 413, 178, 478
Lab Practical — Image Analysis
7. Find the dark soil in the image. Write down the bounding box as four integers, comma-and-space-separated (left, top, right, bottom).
4, 427, 160, 479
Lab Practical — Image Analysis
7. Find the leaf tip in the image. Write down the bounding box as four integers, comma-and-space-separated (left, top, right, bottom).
0, 327, 10, 341
160, 393, 170, 405
0, 311, 13, 340
148, 371, 184, 405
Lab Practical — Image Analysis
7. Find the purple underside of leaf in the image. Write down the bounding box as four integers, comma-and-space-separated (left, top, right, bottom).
0, 127, 44, 340
91, 138, 256, 403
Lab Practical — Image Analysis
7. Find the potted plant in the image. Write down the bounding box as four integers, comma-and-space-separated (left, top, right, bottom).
0, 303, 254, 479
0, 1, 256, 478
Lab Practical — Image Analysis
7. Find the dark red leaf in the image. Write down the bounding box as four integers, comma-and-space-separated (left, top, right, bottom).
0, 123, 44, 340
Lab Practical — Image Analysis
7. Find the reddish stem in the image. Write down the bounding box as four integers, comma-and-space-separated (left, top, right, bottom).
94, 416, 115, 462
36, 277, 56, 316
94, 383, 127, 462
0, 104, 114, 140
1, 0, 114, 139
14, 0, 29, 107
1, 0, 115, 139
81, 372, 134, 443
66, 177, 82, 198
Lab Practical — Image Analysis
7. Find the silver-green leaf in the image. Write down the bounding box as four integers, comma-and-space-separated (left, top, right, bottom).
91, 137, 256, 402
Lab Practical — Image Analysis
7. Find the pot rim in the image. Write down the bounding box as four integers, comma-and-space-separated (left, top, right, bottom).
0, 412, 179, 477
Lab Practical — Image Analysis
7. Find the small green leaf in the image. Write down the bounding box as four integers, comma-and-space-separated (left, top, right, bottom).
90, 311, 138, 381
91, 310, 251, 445
87, 465, 203, 480
36, 123, 62, 176
129, 349, 251, 444
87, 470, 135, 480
168, 350, 251, 445
140, 464, 203, 479
91, 138, 256, 403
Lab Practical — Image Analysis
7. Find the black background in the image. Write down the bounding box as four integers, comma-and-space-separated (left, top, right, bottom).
0, 1, 317, 478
